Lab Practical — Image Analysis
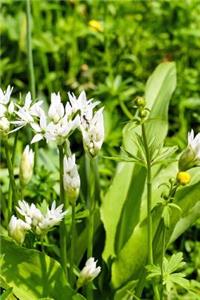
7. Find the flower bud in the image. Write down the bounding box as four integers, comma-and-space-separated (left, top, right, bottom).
63, 154, 80, 205
8, 215, 30, 244
138, 108, 148, 119
0, 117, 10, 136
19, 145, 34, 186
81, 108, 104, 157
135, 97, 146, 107
178, 129, 200, 171
77, 257, 101, 289
176, 171, 191, 186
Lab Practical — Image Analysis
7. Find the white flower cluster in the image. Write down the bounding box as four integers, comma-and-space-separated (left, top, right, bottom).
63, 154, 80, 204
1, 85, 104, 155
77, 257, 101, 288
0, 86, 14, 135
9, 200, 66, 244
10, 89, 104, 156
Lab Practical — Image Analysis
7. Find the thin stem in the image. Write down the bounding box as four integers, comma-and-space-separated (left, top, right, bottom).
86, 154, 95, 300
141, 123, 153, 265
12, 131, 19, 164
69, 203, 76, 286
4, 139, 17, 218
141, 124, 160, 300
58, 145, 68, 279
26, 0, 38, 172
26, 0, 35, 99
160, 223, 166, 300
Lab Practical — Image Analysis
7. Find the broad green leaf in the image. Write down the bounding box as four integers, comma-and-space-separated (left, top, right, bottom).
101, 162, 134, 260
0, 237, 81, 300
101, 62, 177, 263
169, 197, 200, 243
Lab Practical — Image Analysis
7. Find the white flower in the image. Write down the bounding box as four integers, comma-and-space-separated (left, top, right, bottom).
13, 92, 43, 130
36, 201, 66, 234
48, 93, 65, 123
0, 86, 13, 135
45, 115, 80, 145
188, 129, 200, 159
179, 129, 200, 171
16, 200, 66, 235
63, 154, 80, 204
8, 215, 31, 244
31, 111, 47, 143
81, 107, 104, 157
77, 257, 101, 288
19, 145, 34, 186
0, 86, 13, 105
16, 200, 43, 226
68, 90, 99, 118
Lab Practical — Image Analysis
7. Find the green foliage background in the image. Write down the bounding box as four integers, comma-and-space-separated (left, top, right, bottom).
0, 0, 200, 299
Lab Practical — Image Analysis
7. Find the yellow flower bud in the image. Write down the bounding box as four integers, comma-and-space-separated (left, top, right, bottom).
176, 171, 191, 186
88, 20, 103, 32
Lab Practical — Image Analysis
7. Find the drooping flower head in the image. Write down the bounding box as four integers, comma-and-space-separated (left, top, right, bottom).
179, 129, 200, 171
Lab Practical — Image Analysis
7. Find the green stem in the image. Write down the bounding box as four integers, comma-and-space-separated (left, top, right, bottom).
26, 0, 38, 172
141, 124, 160, 300
69, 203, 76, 286
160, 223, 166, 300
12, 131, 19, 164
58, 145, 68, 279
141, 124, 153, 265
26, 0, 35, 99
86, 154, 95, 300
4, 139, 17, 218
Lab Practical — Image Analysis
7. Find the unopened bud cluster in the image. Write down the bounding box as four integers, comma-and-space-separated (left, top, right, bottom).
135, 97, 148, 121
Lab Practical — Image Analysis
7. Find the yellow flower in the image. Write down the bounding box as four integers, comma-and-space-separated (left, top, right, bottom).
176, 171, 191, 186
88, 20, 103, 32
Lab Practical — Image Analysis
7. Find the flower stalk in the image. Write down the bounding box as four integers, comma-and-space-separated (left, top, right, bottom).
69, 202, 76, 285
58, 144, 68, 279
4, 139, 17, 218
141, 123, 160, 300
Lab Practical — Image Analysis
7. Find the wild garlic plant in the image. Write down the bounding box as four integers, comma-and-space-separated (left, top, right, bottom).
1, 63, 200, 300
1, 86, 104, 298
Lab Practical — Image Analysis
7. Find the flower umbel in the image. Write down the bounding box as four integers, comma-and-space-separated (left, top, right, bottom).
179, 129, 200, 171
12, 200, 67, 237
77, 257, 101, 288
